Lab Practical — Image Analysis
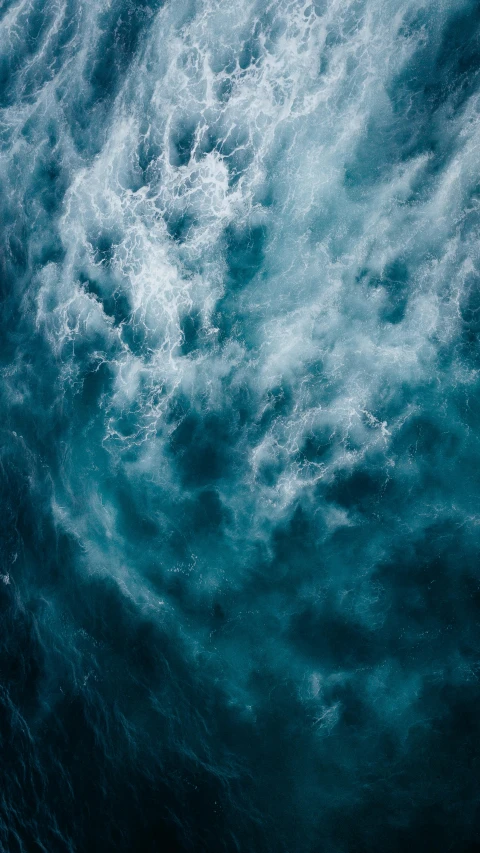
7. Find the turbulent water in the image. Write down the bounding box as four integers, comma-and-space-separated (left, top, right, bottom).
2, 0, 480, 850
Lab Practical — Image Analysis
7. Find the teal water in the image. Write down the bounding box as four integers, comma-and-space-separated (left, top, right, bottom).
1, 1, 480, 850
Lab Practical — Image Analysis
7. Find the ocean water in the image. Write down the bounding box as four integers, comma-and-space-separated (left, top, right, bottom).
1, 0, 480, 850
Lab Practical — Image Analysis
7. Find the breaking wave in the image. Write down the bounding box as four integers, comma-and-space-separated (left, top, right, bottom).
1, 0, 480, 850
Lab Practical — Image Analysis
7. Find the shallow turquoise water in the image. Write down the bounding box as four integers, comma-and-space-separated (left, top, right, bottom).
1, 1, 480, 850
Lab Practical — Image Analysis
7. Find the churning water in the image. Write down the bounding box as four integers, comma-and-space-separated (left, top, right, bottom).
1, 0, 480, 850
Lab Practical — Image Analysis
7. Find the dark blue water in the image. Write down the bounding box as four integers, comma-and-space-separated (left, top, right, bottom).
1, 0, 480, 850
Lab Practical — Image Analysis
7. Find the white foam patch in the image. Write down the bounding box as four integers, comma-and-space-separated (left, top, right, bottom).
6, 0, 479, 737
